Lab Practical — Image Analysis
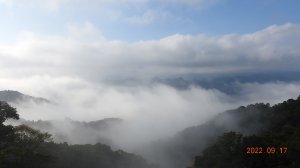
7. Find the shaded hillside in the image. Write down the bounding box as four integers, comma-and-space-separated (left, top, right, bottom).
141, 102, 272, 168
189, 96, 300, 168
0, 101, 156, 168
0, 90, 50, 104
11, 118, 122, 146
44, 142, 157, 168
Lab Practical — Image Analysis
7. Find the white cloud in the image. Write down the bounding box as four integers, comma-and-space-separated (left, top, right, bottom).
0, 23, 300, 81
0, 0, 13, 8
0, 0, 69, 11
66, 21, 105, 42
238, 82, 300, 105
1, 22, 300, 124
1, 22, 300, 150
158, 0, 219, 8
126, 10, 157, 25
2, 75, 300, 149
0, 0, 220, 25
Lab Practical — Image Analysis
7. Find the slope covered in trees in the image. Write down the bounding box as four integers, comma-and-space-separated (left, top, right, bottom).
0, 90, 50, 104
12, 118, 122, 145
189, 96, 300, 168
0, 101, 156, 168
142, 102, 273, 168
142, 96, 300, 168
44, 143, 157, 168
2, 92, 300, 168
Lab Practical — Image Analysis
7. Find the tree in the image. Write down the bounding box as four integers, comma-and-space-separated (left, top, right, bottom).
189, 96, 300, 168
4, 125, 53, 168
0, 101, 19, 124
0, 101, 53, 168
191, 132, 244, 168
0, 101, 19, 165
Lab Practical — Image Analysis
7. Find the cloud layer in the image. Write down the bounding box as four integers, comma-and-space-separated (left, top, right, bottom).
0, 23, 300, 82
0, 0, 219, 27
1, 23, 300, 149
3, 76, 300, 150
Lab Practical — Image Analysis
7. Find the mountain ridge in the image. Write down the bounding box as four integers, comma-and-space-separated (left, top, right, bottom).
0, 90, 51, 104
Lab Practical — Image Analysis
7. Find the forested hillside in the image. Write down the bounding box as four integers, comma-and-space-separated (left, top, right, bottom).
189, 96, 300, 168
2, 94, 300, 168
12, 118, 122, 145
142, 96, 300, 168
142, 102, 273, 168
0, 90, 50, 104
0, 101, 156, 168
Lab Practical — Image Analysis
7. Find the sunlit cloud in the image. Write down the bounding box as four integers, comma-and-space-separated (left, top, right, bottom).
0, 23, 299, 82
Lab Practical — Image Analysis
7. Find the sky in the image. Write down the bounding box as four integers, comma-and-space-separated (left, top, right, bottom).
0, 0, 300, 41
0, 0, 300, 119
0, 0, 300, 105
1, 0, 300, 151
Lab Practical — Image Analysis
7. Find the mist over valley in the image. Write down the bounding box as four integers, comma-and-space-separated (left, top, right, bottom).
1, 1, 300, 167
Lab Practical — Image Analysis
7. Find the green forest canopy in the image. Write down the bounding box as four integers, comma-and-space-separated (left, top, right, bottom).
0, 101, 156, 168
189, 96, 300, 168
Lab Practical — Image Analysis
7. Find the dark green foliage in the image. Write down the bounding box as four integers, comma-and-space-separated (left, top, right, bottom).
0, 101, 19, 123
191, 133, 290, 168
145, 102, 273, 168
192, 132, 244, 168
0, 101, 53, 168
1, 125, 54, 168
0, 101, 156, 168
189, 96, 300, 168
0, 101, 19, 160
43, 142, 157, 168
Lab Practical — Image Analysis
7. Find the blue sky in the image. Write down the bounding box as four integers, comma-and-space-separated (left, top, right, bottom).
1, 0, 300, 41
1, 0, 300, 131
1, 0, 300, 95
1, 0, 300, 81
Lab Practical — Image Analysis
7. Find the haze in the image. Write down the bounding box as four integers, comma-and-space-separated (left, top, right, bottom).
1, 0, 300, 163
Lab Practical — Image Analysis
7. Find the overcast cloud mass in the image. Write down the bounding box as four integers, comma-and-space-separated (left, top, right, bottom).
0, 23, 300, 81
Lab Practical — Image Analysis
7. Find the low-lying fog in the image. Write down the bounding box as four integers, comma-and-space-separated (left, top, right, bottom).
1, 22, 300, 168
3, 77, 300, 152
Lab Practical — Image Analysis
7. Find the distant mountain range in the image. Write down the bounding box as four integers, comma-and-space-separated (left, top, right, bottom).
152, 70, 300, 94
104, 70, 300, 95
13, 118, 123, 146
0, 90, 51, 104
